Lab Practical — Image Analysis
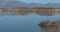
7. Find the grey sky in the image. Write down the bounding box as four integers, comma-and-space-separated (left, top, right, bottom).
1, 0, 60, 4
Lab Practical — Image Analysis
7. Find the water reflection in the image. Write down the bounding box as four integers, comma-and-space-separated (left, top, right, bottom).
0, 11, 54, 16
39, 24, 60, 32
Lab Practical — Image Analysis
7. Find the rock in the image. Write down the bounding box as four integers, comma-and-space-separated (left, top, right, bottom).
39, 20, 52, 27
56, 20, 60, 24
53, 20, 60, 27
39, 19, 60, 27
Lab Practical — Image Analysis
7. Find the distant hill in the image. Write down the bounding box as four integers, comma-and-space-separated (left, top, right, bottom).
28, 3, 51, 8
46, 3, 60, 8
0, 1, 60, 8
0, 1, 28, 8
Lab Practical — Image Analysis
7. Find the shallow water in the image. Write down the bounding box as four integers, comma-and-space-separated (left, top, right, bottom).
0, 12, 60, 32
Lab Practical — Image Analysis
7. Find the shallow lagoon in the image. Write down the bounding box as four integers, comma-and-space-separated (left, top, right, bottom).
0, 12, 60, 32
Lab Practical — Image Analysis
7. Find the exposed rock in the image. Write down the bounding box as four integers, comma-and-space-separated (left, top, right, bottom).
39, 19, 60, 27
39, 20, 52, 27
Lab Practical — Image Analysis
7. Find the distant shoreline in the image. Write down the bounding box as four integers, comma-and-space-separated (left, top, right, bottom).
0, 8, 59, 15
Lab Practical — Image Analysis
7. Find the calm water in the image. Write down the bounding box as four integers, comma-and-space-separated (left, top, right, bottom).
0, 12, 60, 32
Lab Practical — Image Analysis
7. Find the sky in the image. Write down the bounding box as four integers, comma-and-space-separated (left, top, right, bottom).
19, 0, 60, 4
1, 0, 60, 4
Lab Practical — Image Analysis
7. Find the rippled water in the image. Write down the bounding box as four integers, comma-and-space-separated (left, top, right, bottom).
0, 12, 60, 32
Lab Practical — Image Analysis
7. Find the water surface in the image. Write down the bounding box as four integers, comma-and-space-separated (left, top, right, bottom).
0, 12, 60, 32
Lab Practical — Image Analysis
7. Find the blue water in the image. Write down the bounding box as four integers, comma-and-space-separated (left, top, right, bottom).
0, 13, 60, 32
